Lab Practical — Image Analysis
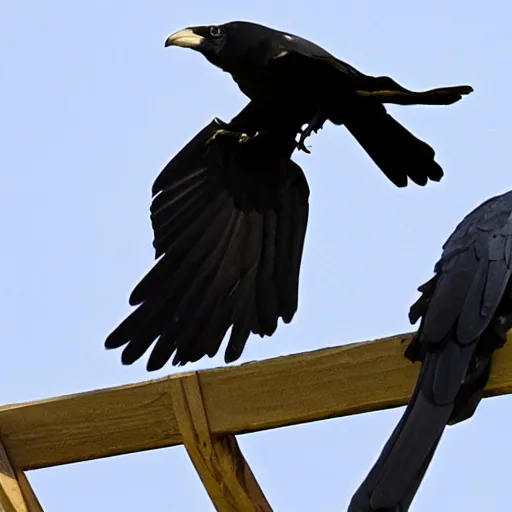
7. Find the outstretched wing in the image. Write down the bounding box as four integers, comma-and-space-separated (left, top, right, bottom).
270, 32, 472, 105
105, 104, 310, 370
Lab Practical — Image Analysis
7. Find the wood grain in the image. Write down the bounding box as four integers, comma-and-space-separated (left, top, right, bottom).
0, 437, 42, 512
13, 472, 43, 512
0, 378, 181, 470
170, 374, 272, 512
0, 332, 511, 470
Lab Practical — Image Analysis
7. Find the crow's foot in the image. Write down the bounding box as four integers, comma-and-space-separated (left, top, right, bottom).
296, 110, 328, 153
207, 129, 259, 146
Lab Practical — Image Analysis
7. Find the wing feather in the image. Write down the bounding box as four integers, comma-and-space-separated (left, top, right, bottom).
416, 193, 512, 347
105, 107, 310, 369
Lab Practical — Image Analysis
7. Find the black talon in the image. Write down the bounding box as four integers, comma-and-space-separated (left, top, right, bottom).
297, 135, 311, 154
296, 109, 328, 153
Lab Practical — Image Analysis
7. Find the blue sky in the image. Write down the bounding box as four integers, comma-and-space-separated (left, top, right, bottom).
2, 1, 511, 510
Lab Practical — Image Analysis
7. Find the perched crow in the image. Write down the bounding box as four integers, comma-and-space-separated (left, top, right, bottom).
105, 104, 310, 369
348, 191, 512, 511
165, 20, 473, 187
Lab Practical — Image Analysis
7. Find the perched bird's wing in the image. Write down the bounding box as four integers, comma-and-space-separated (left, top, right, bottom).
349, 191, 512, 512
411, 191, 512, 355
105, 103, 310, 370
270, 32, 473, 105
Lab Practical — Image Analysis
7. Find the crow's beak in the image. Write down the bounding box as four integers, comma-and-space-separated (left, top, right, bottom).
165, 29, 204, 49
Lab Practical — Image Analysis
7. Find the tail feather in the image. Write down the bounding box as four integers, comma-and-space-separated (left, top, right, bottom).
342, 100, 443, 187
348, 341, 476, 511
355, 76, 473, 105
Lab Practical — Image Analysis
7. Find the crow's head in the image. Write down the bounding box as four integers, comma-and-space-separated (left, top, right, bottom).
164, 21, 280, 73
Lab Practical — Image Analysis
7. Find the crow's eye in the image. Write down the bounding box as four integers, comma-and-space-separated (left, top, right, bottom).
209, 26, 222, 38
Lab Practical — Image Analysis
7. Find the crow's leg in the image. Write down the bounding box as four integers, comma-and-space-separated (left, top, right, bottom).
296, 110, 328, 153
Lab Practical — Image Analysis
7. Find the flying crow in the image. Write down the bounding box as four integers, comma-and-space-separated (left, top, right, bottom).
105, 21, 472, 370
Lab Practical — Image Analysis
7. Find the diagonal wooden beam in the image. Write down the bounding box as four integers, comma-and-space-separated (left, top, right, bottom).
0, 332, 511, 470
170, 373, 272, 512
0, 438, 43, 512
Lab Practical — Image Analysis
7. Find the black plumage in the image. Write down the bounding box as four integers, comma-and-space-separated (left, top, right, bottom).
165, 20, 473, 187
105, 20, 472, 370
105, 105, 309, 369
348, 191, 512, 512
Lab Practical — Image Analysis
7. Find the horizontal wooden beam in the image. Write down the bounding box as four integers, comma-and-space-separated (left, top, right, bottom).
1, 332, 512, 471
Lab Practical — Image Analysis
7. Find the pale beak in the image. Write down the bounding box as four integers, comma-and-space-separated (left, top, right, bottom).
164, 29, 204, 49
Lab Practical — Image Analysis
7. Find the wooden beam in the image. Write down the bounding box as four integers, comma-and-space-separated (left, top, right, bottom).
12, 472, 43, 512
0, 377, 180, 470
170, 373, 272, 512
0, 438, 43, 512
1, 332, 512, 471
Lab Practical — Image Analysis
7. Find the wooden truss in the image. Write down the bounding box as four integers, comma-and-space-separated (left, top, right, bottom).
1, 332, 511, 511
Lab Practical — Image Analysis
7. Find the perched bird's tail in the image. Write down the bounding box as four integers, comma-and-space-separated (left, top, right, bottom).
348, 338, 480, 512
341, 99, 444, 187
